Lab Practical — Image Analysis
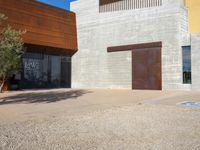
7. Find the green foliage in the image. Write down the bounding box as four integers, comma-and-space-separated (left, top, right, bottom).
0, 13, 25, 91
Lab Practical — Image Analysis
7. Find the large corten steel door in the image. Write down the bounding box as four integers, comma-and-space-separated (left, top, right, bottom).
132, 48, 161, 90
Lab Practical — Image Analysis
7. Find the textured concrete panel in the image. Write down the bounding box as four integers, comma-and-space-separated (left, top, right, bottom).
71, 0, 189, 90
191, 33, 200, 90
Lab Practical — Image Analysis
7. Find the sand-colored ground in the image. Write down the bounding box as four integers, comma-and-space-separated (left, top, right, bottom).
0, 89, 200, 150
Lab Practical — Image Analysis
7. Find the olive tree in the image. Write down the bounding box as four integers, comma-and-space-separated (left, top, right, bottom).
0, 14, 25, 92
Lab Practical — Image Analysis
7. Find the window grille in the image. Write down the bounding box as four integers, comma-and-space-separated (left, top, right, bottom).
99, 0, 163, 13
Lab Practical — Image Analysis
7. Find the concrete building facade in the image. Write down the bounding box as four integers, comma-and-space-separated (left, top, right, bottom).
71, 0, 199, 90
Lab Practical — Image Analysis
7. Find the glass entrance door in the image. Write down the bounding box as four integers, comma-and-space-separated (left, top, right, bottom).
21, 52, 71, 89
60, 56, 71, 88
51, 56, 61, 87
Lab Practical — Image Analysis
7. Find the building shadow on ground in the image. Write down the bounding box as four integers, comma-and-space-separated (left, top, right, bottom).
0, 89, 91, 105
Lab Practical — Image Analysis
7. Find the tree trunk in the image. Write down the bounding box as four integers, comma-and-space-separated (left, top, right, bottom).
0, 79, 5, 93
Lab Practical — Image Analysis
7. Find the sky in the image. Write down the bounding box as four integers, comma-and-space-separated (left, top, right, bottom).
37, 0, 75, 10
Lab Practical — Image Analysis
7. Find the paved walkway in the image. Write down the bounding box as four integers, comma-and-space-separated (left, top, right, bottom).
0, 89, 190, 122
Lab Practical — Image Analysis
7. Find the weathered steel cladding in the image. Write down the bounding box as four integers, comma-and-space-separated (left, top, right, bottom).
132, 48, 162, 90
107, 41, 162, 52
0, 0, 77, 54
100, 0, 122, 5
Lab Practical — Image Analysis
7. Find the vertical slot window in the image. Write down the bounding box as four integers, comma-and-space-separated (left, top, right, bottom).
182, 46, 191, 84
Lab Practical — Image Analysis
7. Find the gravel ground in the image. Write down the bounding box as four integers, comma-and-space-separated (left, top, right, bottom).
0, 89, 200, 150
0, 104, 200, 150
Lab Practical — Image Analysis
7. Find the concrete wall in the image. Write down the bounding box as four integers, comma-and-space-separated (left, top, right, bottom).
191, 33, 200, 90
71, 0, 189, 90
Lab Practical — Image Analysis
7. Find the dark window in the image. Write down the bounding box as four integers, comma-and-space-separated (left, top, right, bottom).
21, 52, 71, 88
182, 46, 191, 84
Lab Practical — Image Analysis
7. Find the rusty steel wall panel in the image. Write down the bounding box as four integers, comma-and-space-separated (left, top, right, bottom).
107, 41, 162, 52
0, 0, 77, 54
100, 0, 122, 5
132, 48, 162, 90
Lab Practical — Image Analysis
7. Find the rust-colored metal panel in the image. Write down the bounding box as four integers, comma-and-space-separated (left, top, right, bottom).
100, 0, 122, 5
132, 48, 162, 90
0, 0, 77, 54
107, 41, 162, 52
